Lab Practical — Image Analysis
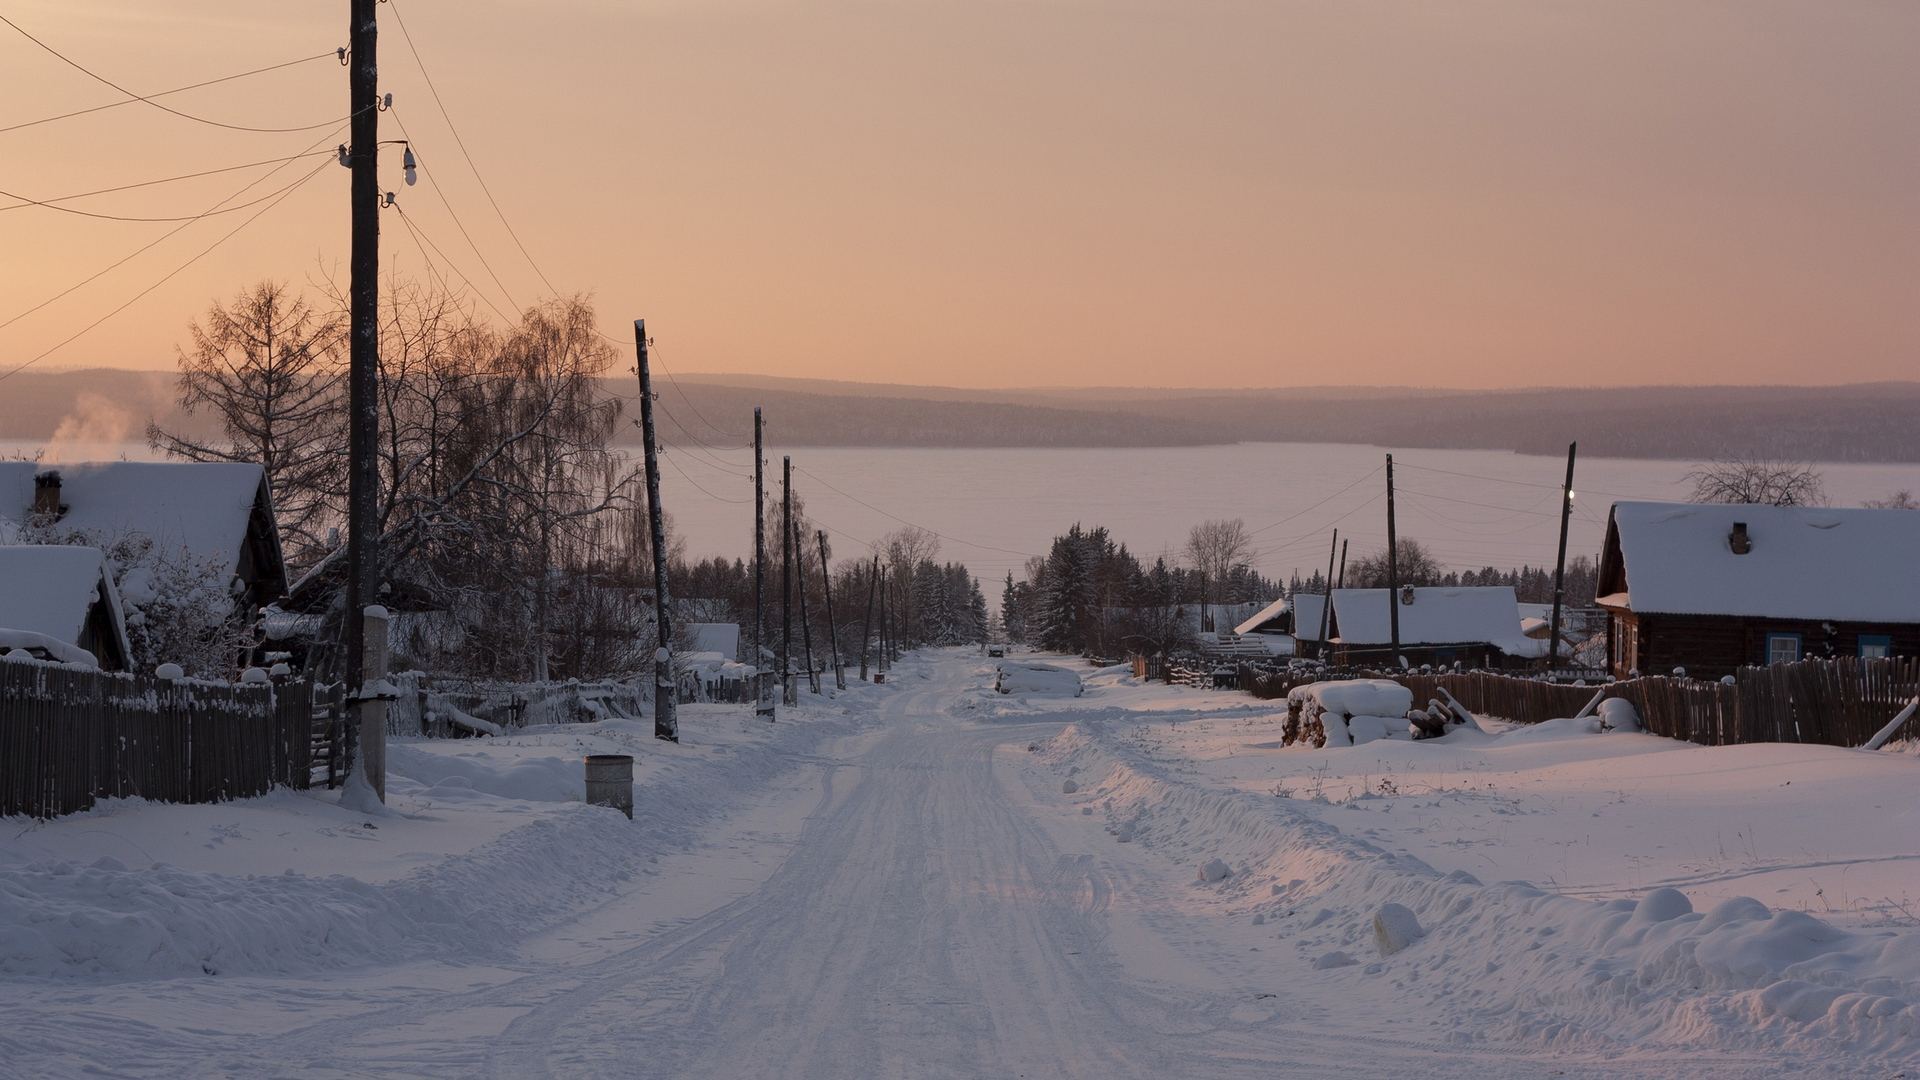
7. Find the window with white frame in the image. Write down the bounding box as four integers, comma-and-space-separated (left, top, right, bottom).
1859, 634, 1893, 659
1766, 633, 1801, 665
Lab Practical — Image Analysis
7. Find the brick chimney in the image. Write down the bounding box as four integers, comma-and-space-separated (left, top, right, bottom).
1729, 521, 1751, 555
32, 470, 64, 520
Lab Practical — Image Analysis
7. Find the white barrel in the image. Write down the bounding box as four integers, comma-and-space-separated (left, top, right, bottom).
584, 754, 634, 819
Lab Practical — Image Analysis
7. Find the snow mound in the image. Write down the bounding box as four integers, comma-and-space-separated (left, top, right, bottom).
995, 661, 1083, 697
1597, 697, 1642, 733
1373, 902, 1425, 956
1288, 679, 1413, 718
1036, 719, 1920, 1061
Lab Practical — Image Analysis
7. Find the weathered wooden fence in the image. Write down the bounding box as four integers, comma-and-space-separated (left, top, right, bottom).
1, 660, 314, 818
1395, 656, 1920, 749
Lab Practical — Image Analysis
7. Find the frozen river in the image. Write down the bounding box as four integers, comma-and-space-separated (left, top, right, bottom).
8, 439, 1915, 586
647, 441, 1917, 588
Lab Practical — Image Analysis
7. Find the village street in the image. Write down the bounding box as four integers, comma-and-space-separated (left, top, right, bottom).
7, 650, 1893, 1079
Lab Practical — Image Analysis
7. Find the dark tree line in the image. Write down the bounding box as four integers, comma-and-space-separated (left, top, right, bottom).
1286, 538, 1598, 607
1001, 523, 1283, 657
671, 525, 987, 668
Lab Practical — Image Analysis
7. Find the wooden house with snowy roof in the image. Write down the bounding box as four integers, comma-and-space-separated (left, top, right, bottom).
1596, 501, 1920, 679
1293, 586, 1540, 669
0, 545, 132, 670
0, 462, 288, 617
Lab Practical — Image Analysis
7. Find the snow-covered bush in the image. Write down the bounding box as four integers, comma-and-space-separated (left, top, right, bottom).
19, 525, 250, 678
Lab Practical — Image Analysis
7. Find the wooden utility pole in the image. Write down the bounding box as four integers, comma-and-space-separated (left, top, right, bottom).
818, 530, 845, 690
344, 0, 384, 798
1316, 529, 1338, 658
1385, 453, 1401, 668
635, 320, 677, 742
795, 518, 819, 693
753, 408, 773, 718
859, 553, 878, 681
1548, 441, 1578, 670
878, 566, 892, 670
1336, 538, 1348, 588
781, 455, 795, 705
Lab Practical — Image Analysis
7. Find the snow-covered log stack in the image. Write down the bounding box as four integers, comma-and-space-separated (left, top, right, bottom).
1284, 680, 1415, 747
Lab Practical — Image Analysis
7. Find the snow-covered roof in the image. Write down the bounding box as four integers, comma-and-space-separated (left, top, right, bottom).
1292, 593, 1329, 643
688, 622, 740, 658
1327, 586, 1530, 652
0, 545, 128, 664
0, 461, 269, 578
1605, 500, 1920, 622
1232, 597, 1290, 636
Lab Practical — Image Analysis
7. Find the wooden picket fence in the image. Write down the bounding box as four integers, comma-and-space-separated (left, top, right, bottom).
0, 660, 314, 818
1395, 656, 1920, 749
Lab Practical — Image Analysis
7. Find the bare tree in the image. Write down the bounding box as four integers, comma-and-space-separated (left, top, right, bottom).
880, 526, 941, 639
1184, 518, 1251, 629
1343, 538, 1444, 590
1865, 490, 1918, 510
1684, 456, 1826, 507
147, 281, 345, 568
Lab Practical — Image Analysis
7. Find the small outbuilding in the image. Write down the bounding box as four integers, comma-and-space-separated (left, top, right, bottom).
1596, 500, 1920, 679
0, 545, 132, 670
1293, 586, 1538, 669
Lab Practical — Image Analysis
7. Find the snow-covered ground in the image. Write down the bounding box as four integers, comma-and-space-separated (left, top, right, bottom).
1005, 659, 1920, 1071
1, 649, 1914, 1076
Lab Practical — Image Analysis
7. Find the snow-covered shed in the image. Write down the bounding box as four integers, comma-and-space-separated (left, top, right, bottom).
0, 545, 132, 670
1596, 500, 1920, 678
1297, 586, 1536, 669
1232, 597, 1291, 637
0, 462, 288, 614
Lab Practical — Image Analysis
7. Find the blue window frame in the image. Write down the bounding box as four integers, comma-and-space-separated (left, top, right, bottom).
1859, 634, 1893, 659
1765, 632, 1802, 665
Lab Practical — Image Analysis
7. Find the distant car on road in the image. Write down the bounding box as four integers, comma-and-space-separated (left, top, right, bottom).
986, 643, 1007, 657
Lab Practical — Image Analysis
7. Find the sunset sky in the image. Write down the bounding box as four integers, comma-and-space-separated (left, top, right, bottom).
1, 1, 1914, 389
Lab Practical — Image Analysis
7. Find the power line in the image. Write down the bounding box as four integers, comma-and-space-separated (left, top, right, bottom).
0, 169, 329, 222
0, 15, 352, 134
1393, 486, 1565, 519
391, 204, 518, 326
388, 109, 524, 323
661, 449, 752, 504
0, 120, 351, 335
0, 51, 338, 135
0, 148, 351, 213
1246, 464, 1383, 538
384, 5, 753, 450
0, 158, 331, 384
1394, 457, 1665, 503
1249, 491, 1384, 562
386, 0, 558, 297
793, 464, 1041, 559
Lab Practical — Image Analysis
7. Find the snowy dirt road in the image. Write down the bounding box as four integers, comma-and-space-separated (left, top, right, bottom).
1, 653, 1880, 1077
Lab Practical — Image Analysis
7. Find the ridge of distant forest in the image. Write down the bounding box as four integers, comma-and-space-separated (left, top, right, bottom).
7, 369, 1916, 462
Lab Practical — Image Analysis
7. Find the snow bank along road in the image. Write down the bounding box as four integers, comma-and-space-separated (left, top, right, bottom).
3, 651, 1913, 1077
